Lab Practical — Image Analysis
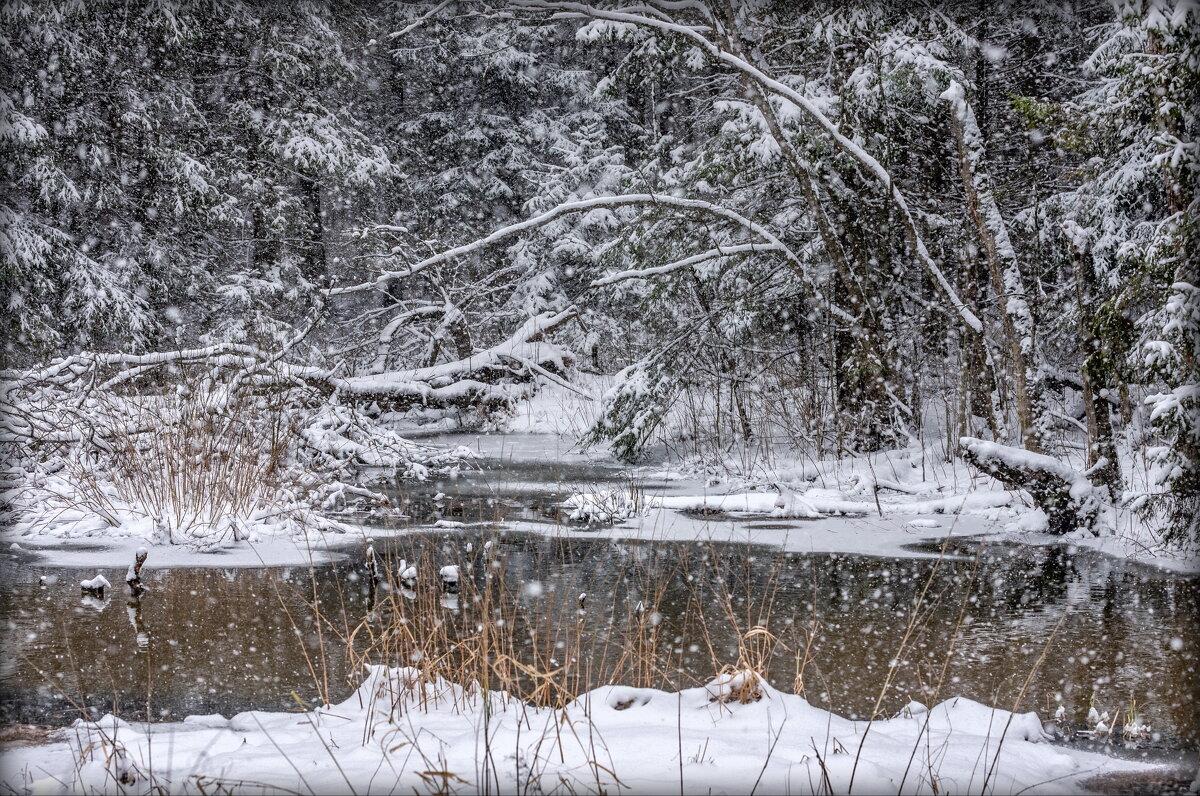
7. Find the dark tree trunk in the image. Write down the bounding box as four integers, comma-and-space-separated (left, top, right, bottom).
1068, 240, 1122, 497
300, 177, 326, 290
251, 204, 281, 275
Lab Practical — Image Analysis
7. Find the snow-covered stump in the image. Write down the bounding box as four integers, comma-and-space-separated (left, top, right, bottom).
439, 564, 460, 594
960, 437, 1100, 535
398, 559, 418, 590
80, 573, 111, 599
125, 547, 148, 596
365, 539, 382, 582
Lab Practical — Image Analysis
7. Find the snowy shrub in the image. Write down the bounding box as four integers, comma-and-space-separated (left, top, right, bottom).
583, 359, 679, 460
561, 481, 645, 523
0, 353, 470, 549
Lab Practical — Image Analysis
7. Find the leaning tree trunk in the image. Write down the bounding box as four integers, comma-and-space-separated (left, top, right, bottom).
944, 81, 1047, 453
1064, 224, 1122, 498
959, 247, 1006, 441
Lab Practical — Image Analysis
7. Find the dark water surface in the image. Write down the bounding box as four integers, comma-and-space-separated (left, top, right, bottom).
2, 535, 1196, 746
1, 451, 1196, 762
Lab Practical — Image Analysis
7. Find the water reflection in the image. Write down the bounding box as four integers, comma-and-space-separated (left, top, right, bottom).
0, 534, 1195, 751
126, 596, 149, 651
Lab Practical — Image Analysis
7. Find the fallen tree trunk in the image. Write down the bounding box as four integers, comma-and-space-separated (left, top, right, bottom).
335, 308, 578, 411
960, 436, 1100, 535
3, 310, 582, 452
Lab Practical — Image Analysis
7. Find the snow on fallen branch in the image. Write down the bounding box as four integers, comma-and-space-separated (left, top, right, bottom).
1, 346, 478, 550
1, 304, 594, 548
3, 309, 582, 419
335, 307, 579, 410
960, 436, 1100, 535
370, 302, 464, 374
0, 342, 315, 391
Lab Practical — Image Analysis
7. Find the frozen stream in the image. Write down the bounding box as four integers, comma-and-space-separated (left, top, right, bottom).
1, 434, 1196, 768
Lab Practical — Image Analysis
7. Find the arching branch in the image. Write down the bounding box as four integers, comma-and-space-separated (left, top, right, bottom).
516, 0, 983, 334
330, 193, 802, 296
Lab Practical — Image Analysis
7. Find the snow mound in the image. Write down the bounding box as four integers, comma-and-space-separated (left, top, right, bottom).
5, 666, 1152, 794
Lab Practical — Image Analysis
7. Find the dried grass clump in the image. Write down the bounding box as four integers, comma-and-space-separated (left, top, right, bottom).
3, 360, 468, 549
706, 667, 766, 704
85, 386, 298, 545
310, 540, 809, 713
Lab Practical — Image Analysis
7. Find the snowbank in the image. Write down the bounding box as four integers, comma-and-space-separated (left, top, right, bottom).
1, 666, 1151, 794
502, 370, 614, 436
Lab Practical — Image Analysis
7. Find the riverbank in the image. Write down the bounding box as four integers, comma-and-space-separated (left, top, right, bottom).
2, 389, 1197, 794
4, 423, 1197, 575
0, 665, 1166, 795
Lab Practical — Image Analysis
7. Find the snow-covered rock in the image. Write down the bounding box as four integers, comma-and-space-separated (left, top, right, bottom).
79, 573, 110, 591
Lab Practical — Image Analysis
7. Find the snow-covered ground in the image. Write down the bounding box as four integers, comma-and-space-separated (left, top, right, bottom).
557, 470, 1199, 573
516, 376, 1199, 573
1, 665, 1160, 795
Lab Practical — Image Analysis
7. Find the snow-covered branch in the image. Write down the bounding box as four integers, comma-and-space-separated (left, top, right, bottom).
331, 194, 798, 296
336, 308, 579, 408
370, 303, 466, 374
517, 0, 983, 333
590, 242, 777, 286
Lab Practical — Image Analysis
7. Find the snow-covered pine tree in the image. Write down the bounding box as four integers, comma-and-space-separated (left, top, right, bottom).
1, 1, 237, 363
1022, 0, 1198, 542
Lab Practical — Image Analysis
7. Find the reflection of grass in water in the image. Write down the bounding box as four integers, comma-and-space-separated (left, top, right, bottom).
10, 536, 1189, 796
286, 532, 762, 708
289, 534, 1184, 758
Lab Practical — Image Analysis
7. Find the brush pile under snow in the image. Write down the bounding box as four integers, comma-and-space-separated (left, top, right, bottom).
0, 365, 471, 551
